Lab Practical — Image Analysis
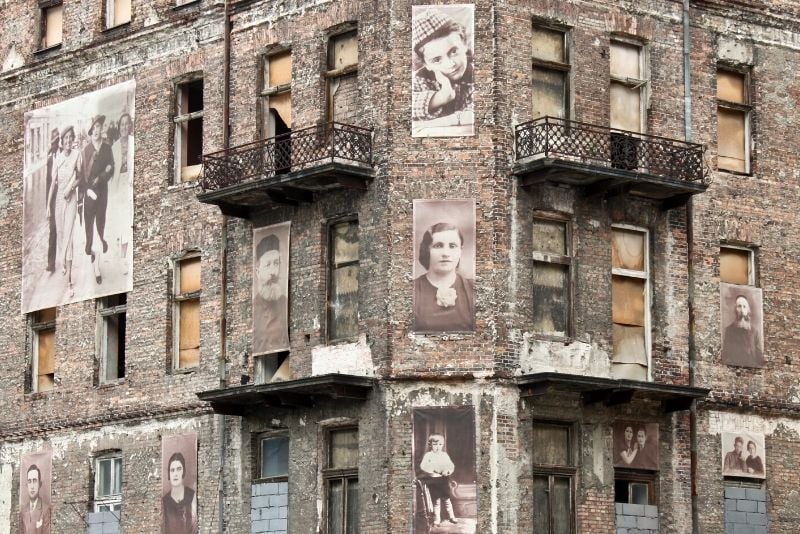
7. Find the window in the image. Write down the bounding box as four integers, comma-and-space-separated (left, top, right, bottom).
30, 308, 56, 393
259, 436, 289, 480
531, 216, 572, 337
611, 227, 650, 381
105, 0, 131, 29
615, 474, 656, 505
324, 428, 358, 534
328, 220, 359, 341
173, 256, 201, 369
174, 78, 204, 182
94, 454, 122, 512
259, 50, 292, 139
532, 24, 569, 119
532, 422, 574, 534
40, 1, 63, 49
609, 40, 647, 133
98, 294, 127, 383
720, 246, 754, 285
326, 30, 359, 123
717, 68, 751, 173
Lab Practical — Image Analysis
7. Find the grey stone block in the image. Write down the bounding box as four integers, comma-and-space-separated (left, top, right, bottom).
746, 512, 767, 526
727, 511, 747, 524
746, 489, 766, 502
637, 516, 658, 530
262, 505, 280, 520
616, 503, 625, 514
252, 496, 269, 508
622, 503, 645, 516
726, 487, 747, 500
278, 505, 288, 519
617, 529, 628, 534
269, 493, 288, 507
758, 501, 766, 513
737, 499, 757, 512
617, 514, 637, 528
269, 518, 288, 531
726, 499, 738, 511
278, 481, 288, 494
265, 482, 279, 495
102, 521, 120, 534
726, 523, 736, 534
251, 519, 268, 533
644, 505, 658, 517
733, 524, 757, 534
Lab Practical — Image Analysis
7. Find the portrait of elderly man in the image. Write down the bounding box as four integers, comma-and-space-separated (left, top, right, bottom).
252, 223, 290, 354
720, 284, 764, 368
19, 453, 52, 534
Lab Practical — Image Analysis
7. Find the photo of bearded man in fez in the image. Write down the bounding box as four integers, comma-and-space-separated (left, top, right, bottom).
720, 283, 764, 368
19, 450, 52, 534
252, 222, 291, 355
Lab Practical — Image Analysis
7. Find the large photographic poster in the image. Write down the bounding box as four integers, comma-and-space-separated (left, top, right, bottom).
22, 80, 135, 313
161, 432, 198, 534
19, 450, 52, 534
721, 431, 766, 479
720, 283, 764, 368
613, 421, 660, 471
413, 200, 475, 333
253, 222, 291, 355
411, 4, 475, 137
412, 407, 477, 533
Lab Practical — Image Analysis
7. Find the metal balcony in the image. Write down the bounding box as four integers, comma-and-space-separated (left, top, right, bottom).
514, 117, 708, 206
198, 122, 374, 218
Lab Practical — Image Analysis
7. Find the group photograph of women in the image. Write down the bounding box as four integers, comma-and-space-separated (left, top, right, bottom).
22, 81, 135, 313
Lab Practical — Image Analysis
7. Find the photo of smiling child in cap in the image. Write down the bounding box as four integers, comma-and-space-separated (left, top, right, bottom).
411, 5, 475, 137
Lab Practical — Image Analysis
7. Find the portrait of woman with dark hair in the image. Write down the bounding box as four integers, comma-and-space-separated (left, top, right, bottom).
162, 434, 198, 534
413, 200, 475, 333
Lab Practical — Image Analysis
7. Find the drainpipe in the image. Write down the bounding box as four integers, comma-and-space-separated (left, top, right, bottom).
218, 1, 232, 534
682, 1, 699, 533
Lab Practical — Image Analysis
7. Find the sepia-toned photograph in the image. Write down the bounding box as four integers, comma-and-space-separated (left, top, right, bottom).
22, 80, 135, 314
253, 222, 291, 355
412, 406, 477, 534
721, 431, 766, 479
720, 283, 764, 368
161, 432, 198, 534
411, 4, 475, 138
613, 421, 660, 471
19, 450, 52, 534
413, 200, 476, 333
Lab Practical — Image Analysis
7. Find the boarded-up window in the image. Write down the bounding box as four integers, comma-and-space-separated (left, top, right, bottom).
326, 428, 359, 534
259, 50, 292, 138
98, 294, 127, 383
610, 41, 646, 132
105, 0, 131, 28
174, 256, 201, 369
329, 221, 359, 340
31, 308, 57, 392
327, 31, 359, 123
717, 68, 750, 173
720, 246, 753, 285
532, 423, 574, 534
532, 217, 571, 337
611, 227, 649, 381
175, 78, 204, 182
40, 3, 63, 49
532, 25, 569, 119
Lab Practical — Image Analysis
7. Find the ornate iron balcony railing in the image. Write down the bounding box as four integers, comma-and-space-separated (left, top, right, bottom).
515, 117, 707, 185
200, 122, 373, 192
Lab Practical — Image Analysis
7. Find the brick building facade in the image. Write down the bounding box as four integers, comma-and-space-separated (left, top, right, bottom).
0, 0, 798, 532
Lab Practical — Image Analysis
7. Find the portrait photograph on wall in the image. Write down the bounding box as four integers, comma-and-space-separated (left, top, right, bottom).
253, 222, 291, 356
161, 432, 198, 534
613, 421, 660, 471
413, 199, 476, 333
411, 4, 475, 138
721, 431, 766, 479
412, 406, 477, 534
22, 80, 136, 314
19, 450, 52, 534
720, 283, 764, 368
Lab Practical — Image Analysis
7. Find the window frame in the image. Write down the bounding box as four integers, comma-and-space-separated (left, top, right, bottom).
611, 224, 651, 381
323, 426, 359, 534
38, 0, 64, 51
104, 0, 131, 30
97, 294, 127, 384
94, 453, 123, 513
531, 21, 571, 120
716, 65, 752, 174
614, 470, 658, 506
326, 217, 360, 343
531, 421, 576, 534
172, 253, 201, 371
719, 244, 756, 286
531, 213, 573, 339
256, 434, 290, 483
325, 28, 359, 122
257, 48, 292, 140
609, 38, 649, 133
30, 308, 57, 393
173, 76, 204, 183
